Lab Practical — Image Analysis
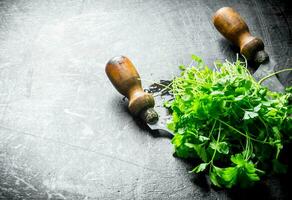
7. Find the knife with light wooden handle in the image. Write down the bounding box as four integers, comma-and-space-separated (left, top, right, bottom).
213, 7, 285, 92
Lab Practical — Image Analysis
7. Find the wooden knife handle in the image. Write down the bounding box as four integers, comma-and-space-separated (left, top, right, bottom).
213, 7, 265, 60
105, 56, 155, 117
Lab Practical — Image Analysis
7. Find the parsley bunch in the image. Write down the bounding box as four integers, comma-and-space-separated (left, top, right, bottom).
166, 55, 292, 188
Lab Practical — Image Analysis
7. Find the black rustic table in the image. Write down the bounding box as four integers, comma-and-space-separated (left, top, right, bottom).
0, 0, 291, 199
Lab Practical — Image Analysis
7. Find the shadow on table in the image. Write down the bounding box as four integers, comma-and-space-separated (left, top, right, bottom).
225, 172, 292, 200
126, 107, 174, 139
190, 145, 292, 200
187, 160, 292, 200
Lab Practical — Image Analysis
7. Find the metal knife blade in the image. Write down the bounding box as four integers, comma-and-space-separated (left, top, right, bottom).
252, 51, 285, 93
141, 83, 174, 138
148, 95, 174, 137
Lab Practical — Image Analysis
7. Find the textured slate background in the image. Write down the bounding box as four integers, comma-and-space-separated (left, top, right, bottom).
0, 0, 291, 199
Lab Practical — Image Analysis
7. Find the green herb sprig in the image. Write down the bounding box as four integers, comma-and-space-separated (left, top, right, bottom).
166, 55, 292, 188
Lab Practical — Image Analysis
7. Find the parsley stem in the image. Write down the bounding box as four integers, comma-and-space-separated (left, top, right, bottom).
258, 68, 292, 85
216, 119, 269, 144
258, 116, 269, 142
244, 137, 253, 160
208, 120, 217, 138
210, 123, 221, 166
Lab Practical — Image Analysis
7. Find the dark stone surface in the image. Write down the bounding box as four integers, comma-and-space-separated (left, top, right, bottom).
0, 0, 291, 199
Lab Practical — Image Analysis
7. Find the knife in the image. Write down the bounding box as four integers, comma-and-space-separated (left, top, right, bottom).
105, 56, 173, 137
213, 7, 285, 92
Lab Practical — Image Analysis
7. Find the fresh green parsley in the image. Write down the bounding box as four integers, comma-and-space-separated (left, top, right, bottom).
166, 55, 292, 188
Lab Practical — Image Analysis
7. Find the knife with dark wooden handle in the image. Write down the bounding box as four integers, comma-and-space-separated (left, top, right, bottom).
213, 7, 285, 92
105, 56, 173, 136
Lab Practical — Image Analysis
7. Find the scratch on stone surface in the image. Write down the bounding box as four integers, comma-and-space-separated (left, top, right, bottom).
253, 0, 272, 47
64, 108, 87, 118
133, 136, 152, 198
0, 124, 165, 174
82, 196, 89, 200
26, 67, 34, 98
13, 175, 38, 192
66, 13, 99, 22
170, 185, 190, 196
54, 192, 66, 200
47, 191, 66, 200
13, 144, 23, 149
121, 119, 135, 130
59, 73, 82, 77
80, 122, 94, 136
46, 191, 52, 200
0, 62, 11, 69
0, 88, 11, 121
